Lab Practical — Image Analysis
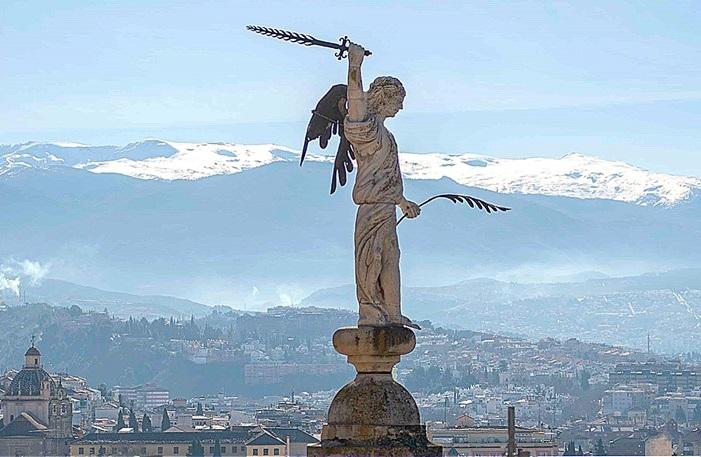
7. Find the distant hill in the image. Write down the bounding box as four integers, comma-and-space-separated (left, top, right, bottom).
3, 279, 212, 319
0, 303, 353, 397
303, 269, 701, 353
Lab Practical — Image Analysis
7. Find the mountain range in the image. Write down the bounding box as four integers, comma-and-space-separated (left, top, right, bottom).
1, 139, 700, 309
2, 139, 699, 205
303, 268, 701, 353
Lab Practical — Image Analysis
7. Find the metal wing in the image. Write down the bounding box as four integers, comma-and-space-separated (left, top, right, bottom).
301, 84, 356, 194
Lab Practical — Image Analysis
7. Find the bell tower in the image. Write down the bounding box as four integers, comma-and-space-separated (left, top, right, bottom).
24, 337, 41, 368
49, 379, 73, 439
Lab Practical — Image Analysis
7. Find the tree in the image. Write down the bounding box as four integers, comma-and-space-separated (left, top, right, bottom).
676, 405, 687, 425
213, 439, 222, 457
116, 409, 126, 431
196, 402, 203, 416
142, 413, 152, 432
694, 404, 701, 425
563, 441, 577, 456
187, 439, 204, 457
580, 369, 590, 391
161, 409, 171, 431
97, 383, 109, 399
128, 409, 139, 432
593, 438, 607, 456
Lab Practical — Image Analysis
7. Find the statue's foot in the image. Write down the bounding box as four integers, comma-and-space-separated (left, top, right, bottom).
400, 315, 421, 330
358, 302, 391, 327
358, 303, 421, 330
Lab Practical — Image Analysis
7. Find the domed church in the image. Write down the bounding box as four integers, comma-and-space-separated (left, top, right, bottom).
0, 343, 73, 456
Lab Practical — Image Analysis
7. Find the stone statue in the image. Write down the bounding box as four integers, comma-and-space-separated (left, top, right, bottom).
293, 40, 508, 331
274, 33, 509, 331
302, 41, 443, 457
344, 42, 421, 330
247, 25, 509, 456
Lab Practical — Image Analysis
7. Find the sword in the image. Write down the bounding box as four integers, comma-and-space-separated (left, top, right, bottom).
246, 25, 372, 60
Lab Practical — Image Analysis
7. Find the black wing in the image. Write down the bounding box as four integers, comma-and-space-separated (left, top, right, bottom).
301, 84, 356, 194
331, 123, 355, 194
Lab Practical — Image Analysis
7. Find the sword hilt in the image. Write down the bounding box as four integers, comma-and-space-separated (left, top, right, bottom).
335, 36, 372, 60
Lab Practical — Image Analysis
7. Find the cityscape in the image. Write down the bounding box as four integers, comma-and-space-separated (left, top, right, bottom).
2, 304, 701, 455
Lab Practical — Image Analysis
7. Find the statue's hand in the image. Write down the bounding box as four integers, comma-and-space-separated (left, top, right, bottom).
348, 42, 365, 67
399, 199, 421, 219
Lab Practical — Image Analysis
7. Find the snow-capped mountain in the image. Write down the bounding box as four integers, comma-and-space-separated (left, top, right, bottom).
1, 139, 699, 206
77, 141, 314, 181
2, 140, 701, 307
400, 152, 701, 207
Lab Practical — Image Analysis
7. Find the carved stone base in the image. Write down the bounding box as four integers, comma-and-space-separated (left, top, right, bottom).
309, 326, 441, 457
333, 325, 416, 374
308, 425, 443, 457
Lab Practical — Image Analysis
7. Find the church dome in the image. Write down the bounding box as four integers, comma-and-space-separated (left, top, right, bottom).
7, 367, 56, 396
25, 346, 41, 357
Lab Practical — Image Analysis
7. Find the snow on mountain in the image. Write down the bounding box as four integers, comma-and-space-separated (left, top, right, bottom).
2, 139, 699, 206
0, 144, 65, 176
76, 140, 322, 180
399, 152, 701, 206
0, 141, 118, 176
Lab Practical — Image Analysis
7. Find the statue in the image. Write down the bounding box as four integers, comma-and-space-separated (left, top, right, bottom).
344, 43, 421, 329
246, 25, 509, 456
249, 25, 508, 330
300, 43, 508, 330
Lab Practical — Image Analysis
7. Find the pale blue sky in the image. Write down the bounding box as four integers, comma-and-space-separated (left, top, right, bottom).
1, 1, 700, 175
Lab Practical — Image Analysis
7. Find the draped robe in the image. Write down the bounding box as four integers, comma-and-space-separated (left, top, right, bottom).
344, 115, 404, 326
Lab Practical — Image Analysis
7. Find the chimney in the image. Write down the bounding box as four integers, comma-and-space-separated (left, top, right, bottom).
507, 406, 516, 457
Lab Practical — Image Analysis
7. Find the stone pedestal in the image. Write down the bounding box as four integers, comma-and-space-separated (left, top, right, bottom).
308, 326, 442, 457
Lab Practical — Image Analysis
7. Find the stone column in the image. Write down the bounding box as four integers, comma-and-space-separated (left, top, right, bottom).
308, 325, 442, 457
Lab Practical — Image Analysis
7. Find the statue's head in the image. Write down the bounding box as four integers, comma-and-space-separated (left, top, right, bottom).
367, 76, 405, 118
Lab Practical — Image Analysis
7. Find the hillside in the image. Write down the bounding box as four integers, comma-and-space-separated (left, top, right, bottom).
304, 269, 701, 353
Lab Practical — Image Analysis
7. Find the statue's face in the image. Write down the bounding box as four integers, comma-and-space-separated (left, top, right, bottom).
383, 93, 405, 118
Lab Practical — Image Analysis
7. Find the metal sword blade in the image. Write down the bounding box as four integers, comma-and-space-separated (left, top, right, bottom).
246, 25, 371, 60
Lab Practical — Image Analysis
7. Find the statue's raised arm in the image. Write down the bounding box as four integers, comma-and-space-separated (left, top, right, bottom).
347, 43, 368, 122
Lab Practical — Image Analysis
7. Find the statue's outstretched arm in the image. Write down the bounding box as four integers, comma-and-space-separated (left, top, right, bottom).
347, 43, 367, 121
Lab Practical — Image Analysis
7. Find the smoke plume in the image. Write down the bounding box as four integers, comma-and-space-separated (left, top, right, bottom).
0, 259, 51, 297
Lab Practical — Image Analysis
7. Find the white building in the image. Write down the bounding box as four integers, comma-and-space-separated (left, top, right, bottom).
113, 383, 169, 410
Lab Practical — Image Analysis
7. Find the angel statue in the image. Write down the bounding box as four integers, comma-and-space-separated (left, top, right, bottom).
300, 43, 419, 328
300, 43, 508, 330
